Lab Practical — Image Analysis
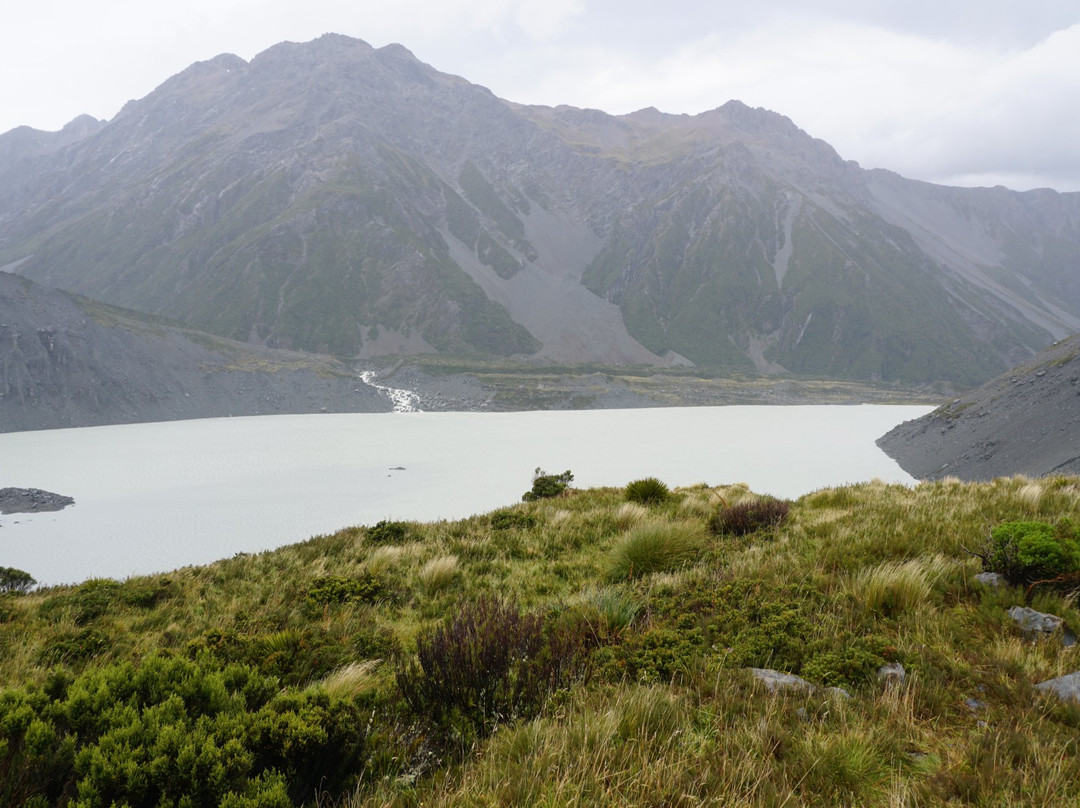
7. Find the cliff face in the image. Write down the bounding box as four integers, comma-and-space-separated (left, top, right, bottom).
878, 332, 1080, 480
0, 272, 389, 432
1, 34, 1078, 384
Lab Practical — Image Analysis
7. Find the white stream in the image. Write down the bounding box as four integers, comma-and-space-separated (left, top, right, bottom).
359, 371, 421, 412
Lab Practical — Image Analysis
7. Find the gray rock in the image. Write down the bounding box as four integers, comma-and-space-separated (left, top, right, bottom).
877, 662, 906, 687
974, 572, 1007, 588
750, 668, 816, 695
0, 487, 74, 515
825, 686, 853, 700
1008, 606, 1077, 646
1035, 671, 1080, 702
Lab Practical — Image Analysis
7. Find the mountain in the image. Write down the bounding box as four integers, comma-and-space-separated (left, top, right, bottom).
1, 34, 1078, 385
878, 332, 1080, 479
0, 271, 389, 432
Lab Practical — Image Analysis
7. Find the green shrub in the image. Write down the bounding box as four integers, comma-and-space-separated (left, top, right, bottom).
708, 497, 791, 536
977, 520, 1080, 586
491, 510, 538, 530
186, 627, 352, 687
367, 520, 409, 544
37, 628, 112, 666
625, 477, 671, 506
522, 468, 573, 502
607, 521, 702, 581
0, 654, 367, 808
307, 573, 384, 606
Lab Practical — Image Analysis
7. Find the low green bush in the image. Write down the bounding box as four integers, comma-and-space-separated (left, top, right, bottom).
0, 654, 367, 808
367, 520, 409, 544
625, 477, 671, 506
976, 519, 1080, 586
490, 509, 538, 530
307, 573, 384, 606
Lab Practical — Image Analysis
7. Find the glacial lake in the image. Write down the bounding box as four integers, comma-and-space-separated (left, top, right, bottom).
1, 406, 931, 586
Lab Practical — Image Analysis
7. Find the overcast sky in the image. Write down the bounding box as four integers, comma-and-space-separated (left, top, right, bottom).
2, 1, 1078, 191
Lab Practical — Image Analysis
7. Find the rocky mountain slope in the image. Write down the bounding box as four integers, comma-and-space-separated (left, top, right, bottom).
1, 34, 1078, 386
0, 272, 389, 432
878, 332, 1080, 479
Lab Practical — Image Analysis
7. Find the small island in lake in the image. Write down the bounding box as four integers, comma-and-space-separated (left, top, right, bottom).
0, 487, 75, 515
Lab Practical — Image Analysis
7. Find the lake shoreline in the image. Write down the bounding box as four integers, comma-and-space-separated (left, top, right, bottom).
1, 405, 932, 585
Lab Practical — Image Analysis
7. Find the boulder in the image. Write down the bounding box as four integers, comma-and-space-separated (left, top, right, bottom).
1008, 606, 1077, 647
974, 572, 1007, 588
1035, 672, 1080, 702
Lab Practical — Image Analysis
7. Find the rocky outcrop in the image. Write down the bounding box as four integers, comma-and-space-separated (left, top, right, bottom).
0, 487, 74, 514
878, 333, 1080, 480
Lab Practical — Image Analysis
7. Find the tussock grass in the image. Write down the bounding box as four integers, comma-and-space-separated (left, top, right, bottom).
612, 501, 650, 530
320, 659, 384, 699
606, 520, 704, 581
579, 585, 642, 632
848, 555, 955, 617
418, 555, 460, 594
5, 475, 1080, 807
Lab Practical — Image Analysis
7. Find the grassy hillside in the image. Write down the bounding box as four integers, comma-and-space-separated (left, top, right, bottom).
3, 474, 1080, 806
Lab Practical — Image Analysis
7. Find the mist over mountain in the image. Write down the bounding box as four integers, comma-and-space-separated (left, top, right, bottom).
1, 33, 1077, 387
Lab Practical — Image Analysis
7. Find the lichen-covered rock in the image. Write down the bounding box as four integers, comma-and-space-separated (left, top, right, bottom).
877, 662, 906, 688
750, 668, 815, 695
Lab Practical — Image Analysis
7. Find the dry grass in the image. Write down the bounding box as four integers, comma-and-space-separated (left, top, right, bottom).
6, 475, 1080, 807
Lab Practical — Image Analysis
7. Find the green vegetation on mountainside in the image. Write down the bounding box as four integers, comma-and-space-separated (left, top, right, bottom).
3, 475, 1080, 806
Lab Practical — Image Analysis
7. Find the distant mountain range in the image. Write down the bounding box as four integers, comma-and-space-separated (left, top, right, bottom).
1, 33, 1078, 387
0, 271, 388, 432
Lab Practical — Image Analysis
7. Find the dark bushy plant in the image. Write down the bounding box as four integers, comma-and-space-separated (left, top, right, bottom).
709, 497, 791, 536
625, 477, 671, 506
397, 596, 589, 738
976, 519, 1080, 586
522, 468, 573, 502
367, 520, 408, 544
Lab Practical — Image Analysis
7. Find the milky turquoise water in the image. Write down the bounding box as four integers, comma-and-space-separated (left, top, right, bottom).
0, 405, 931, 585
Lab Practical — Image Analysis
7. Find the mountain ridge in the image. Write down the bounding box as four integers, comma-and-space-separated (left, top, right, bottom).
1, 34, 1077, 386
0, 271, 390, 432
877, 331, 1080, 480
